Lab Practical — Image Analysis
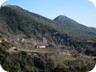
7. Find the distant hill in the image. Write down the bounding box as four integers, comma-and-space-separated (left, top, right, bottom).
54, 15, 96, 41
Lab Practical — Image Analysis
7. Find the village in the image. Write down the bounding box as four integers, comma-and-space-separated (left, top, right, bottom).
0, 33, 85, 58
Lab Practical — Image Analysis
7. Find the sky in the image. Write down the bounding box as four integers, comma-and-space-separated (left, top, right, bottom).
2, 0, 96, 28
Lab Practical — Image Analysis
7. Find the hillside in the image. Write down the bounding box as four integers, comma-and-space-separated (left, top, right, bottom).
0, 5, 78, 48
0, 41, 95, 72
0, 5, 96, 53
0, 5, 96, 41
0, 5, 96, 72
54, 15, 96, 41
0, 5, 58, 35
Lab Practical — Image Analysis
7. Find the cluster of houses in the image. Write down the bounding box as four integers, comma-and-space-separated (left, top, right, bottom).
56, 48, 71, 56
0, 34, 84, 57
0, 33, 48, 49
59, 51, 71, 56
0, 34, 9, 43
16, 37, 48, 49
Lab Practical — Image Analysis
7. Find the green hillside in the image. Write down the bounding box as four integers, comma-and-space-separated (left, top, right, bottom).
54, 15, 96, 41
0, 5, 75, 46
0, 5, 96, 41
0, 5, 96, 52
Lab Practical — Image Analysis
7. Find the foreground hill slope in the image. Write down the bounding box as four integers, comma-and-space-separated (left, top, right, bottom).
0, 41, 95, 72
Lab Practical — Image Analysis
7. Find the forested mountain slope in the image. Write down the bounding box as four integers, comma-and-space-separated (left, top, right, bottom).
0, 5, 96, 54
54, 15, 96, 41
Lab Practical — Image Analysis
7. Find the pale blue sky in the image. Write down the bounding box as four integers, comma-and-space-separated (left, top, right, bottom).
3, 0, 96, 27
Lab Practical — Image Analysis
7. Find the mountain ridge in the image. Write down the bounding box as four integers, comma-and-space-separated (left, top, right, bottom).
53, 15, 96, 40
0, 5, 96, 41
0, 5, 96, 49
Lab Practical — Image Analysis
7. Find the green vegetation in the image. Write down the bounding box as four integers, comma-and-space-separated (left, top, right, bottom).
54, 15, 96, 41
55, 57, 76, 65
0, 5, 96, 54
18, 49, 50, 53
52, 58, 95, 72
0, 5, 96, 72
0, 42, 95, 72
56, 57, 76, 61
